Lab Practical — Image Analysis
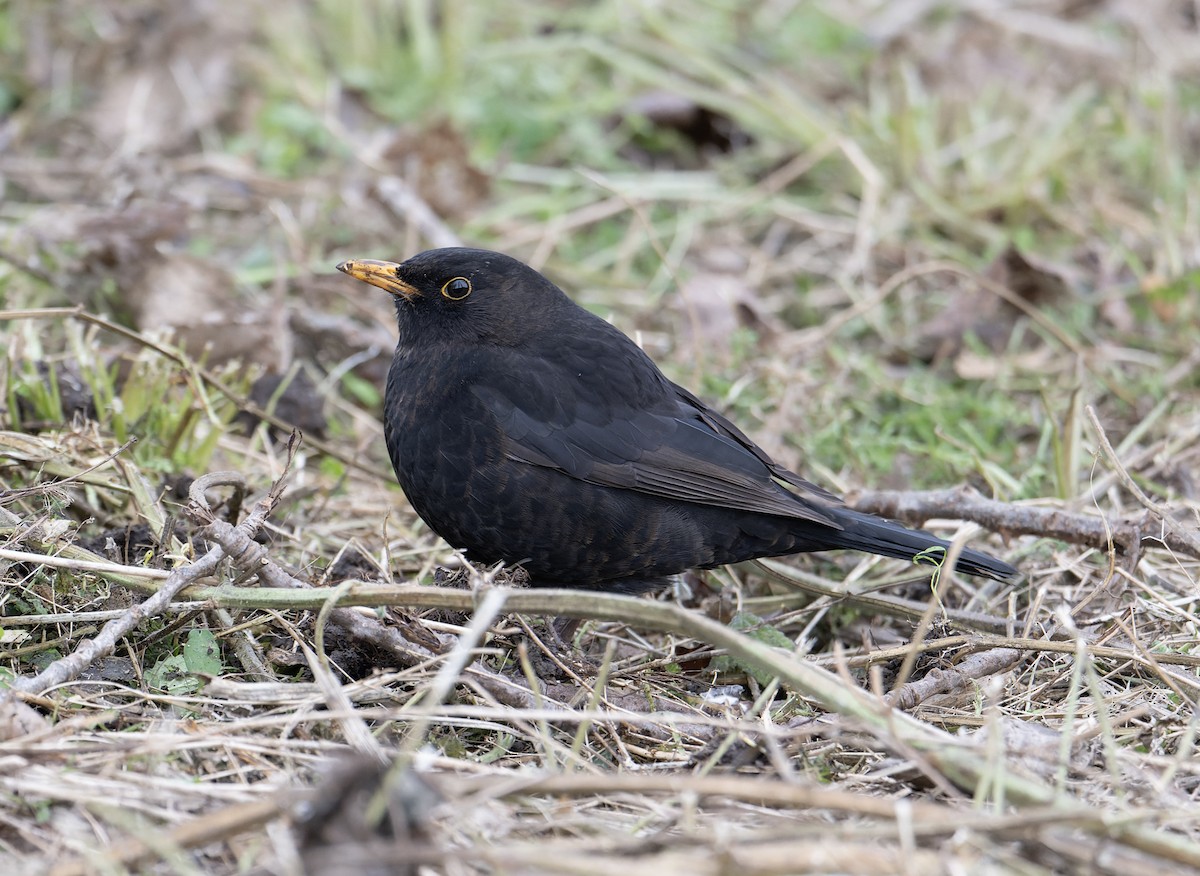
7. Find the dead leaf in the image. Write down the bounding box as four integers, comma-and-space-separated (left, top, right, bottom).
128, 253, 290, 370
127, 253, 234, 330
618, 90, 752, 166
19, 202, 190, 288
88, 4, 250, 155
993, 245, 1070, 309
910, 244, 1070, 363
378, 119, 490, 221
675, 245, 772, 362
0, 694, 50, 740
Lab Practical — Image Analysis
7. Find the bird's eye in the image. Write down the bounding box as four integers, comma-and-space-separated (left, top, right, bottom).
441, 277, 472, 300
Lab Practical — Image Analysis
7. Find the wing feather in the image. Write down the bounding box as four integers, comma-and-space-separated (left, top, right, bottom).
471, 352, 843, 528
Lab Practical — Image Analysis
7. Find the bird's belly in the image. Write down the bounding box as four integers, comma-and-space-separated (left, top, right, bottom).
407, 465, 720, 585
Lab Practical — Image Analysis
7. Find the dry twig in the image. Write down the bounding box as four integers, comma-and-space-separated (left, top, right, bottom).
850, 486, 1200, 559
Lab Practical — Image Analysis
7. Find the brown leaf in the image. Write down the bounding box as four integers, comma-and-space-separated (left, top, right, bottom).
378, 119, 490, 221
992, 245, 1070, 310
87, 4, 249, 155
620, 90, 751, 161
20, 202, 190, 287
675, 246, 772, 363
128, 253, 289, 370
910, 245, 1070, 363
0, 694, 50, 740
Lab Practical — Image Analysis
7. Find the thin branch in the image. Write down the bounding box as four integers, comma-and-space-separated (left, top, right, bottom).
849, 485, 1200, 559
10, 542, 226, 696
886, 648, 1024, 709
9, 472, 266, 695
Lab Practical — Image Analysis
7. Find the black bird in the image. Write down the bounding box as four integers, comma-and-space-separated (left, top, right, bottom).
337, 248, 1016, 592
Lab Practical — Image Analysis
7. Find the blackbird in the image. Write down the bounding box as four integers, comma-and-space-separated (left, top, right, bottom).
338, 248, 1016, 592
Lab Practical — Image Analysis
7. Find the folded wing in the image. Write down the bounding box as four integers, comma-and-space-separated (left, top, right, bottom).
471, 357, 845, 529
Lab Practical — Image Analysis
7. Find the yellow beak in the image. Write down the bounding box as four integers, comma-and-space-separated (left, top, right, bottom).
336, 259, 420, 299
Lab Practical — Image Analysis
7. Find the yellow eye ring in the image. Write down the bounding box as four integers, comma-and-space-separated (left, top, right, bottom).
441, 276, 472, 300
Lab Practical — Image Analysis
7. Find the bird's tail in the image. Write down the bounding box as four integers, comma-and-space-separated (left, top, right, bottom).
824, 508, 1017, 581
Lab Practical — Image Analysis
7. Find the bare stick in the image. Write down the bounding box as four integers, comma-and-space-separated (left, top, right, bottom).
11, 543, 225, 696
886, 648, 1023, 710
9, 473, 265, 695
849, 485, 1199, 559
375, 177, 463, 250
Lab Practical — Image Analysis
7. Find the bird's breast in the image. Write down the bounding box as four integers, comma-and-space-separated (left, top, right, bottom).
382, 351, 508, 529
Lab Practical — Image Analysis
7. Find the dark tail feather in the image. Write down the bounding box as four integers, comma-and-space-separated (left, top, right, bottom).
828, 509, 1017, 581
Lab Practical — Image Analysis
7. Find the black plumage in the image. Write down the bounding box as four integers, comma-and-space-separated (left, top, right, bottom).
337, 248, 1016, 592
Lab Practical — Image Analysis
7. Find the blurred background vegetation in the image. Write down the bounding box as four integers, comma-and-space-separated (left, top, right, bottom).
2, 1, 1197, 503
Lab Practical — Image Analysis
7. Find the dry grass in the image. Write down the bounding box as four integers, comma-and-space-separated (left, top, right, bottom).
2, 1, 1200, 874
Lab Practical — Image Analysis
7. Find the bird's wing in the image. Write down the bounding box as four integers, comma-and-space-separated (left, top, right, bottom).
471, 363, 843, 528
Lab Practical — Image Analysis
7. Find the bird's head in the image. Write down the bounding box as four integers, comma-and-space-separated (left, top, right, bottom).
337, 248, 573, 349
